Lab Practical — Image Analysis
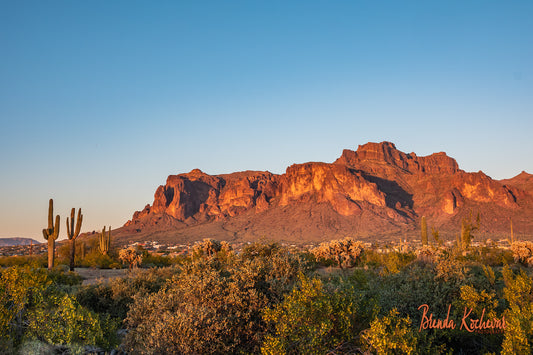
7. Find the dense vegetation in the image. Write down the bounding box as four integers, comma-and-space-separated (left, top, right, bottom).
1, 237, 533, 354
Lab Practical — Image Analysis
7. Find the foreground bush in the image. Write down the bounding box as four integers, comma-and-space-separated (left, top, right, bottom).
76, 266, 180, 320
124, 244, 310, 354
262, 274, 364, 354
124, 260, 269, 354
0, 265, 118, 353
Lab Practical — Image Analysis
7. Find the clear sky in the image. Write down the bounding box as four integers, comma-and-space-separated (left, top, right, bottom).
1, 1, 532, 241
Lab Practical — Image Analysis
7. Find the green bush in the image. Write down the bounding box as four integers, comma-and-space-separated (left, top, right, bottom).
0, 265, 118, 353
76, 266, 180, 320
262, 274, 365, 354
80, 250, 118, 269
0, 255, 46, 268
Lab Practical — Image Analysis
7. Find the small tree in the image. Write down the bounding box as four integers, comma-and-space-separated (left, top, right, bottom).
511, 241, 533, 266
311, 237, 364, 269
119, 247, 143, 271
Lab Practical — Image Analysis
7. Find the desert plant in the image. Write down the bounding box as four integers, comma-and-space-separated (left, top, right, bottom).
76, 266, 180, 320
261, 274, 363, 354
501, 266, 533, 354
80, 241, 86, 260
360, 308, 419, 355
416, 245, 435, 263
311, 237, 364, 269
432, 227, 443, 247
0, 265, 118, 352
66, 207, 83, 271
119, 247, 143, 271
192, 238, 233, 259
99, 226, 111, 255
511, 241, 533, 266
124, 260, 269, 354
461, 212, 480, 250
42, 199, 60, 270
421, 216, 428, 246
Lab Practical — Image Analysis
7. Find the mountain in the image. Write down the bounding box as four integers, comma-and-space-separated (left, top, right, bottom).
113, 142, 533, 245
0, 237, 41, 247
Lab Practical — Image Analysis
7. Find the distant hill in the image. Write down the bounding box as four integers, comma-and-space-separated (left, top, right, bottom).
0, 237, 41, 246
113, 141, 533, 245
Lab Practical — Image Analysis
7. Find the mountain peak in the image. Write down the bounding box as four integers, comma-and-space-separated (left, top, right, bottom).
335, 142, 459, 174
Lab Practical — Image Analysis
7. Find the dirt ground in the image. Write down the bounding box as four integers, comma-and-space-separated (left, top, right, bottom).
74, 267, 128, 286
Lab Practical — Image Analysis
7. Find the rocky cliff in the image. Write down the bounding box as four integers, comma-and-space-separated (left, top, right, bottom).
118, 142, 533, 244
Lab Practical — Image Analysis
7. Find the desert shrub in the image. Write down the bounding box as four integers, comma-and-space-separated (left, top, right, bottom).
0, 255, 47, 268
0, 265, 118, 353
240, 242, 314, 303
241, 241, 284, 260
0, 265, 50, 352
47, 267, 84, 287
361, 308, 419, 354
80, 249, 118, 269
140, 252, 174, 267
372, 262, 465, 325
192, 238, 233, 260
25, 292, 119, 350
511, 241, 533, 267
311, 237, 364, 268
76, 266, 180, 320
380, 251, 416, 274
452, 284, 505, 354
124, 260, 269, 354
471, 245, 514, 266
416, 245, 435, 263
124, 245, 311, 354
501, 266, 533, 354
261, 274, 364, 354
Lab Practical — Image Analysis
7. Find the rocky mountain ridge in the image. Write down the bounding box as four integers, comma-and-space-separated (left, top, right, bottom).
115, 142, 533, 244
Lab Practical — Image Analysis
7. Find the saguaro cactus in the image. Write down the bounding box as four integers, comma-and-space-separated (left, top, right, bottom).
66, 207, 83, 271
421, 216, 428, 246
80, 241, 86, 259
42, 199, 60, 270
99, 226, 111, 255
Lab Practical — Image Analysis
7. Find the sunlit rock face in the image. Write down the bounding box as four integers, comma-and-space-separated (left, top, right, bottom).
124, 141, 533, 240
279, 162, 386, 216
335, 141, 459, 175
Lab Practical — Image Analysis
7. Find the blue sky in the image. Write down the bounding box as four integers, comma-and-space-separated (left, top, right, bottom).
1, 1, 532, 240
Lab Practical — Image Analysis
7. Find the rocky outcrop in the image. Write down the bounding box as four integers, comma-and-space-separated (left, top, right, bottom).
335, 142, 459, 175
126, 170, 278, 226
123, 142, 533, 242
279, 162, 387, 216
501, 171, 533, 195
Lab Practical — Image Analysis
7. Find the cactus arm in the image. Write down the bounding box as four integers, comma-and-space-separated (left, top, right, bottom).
75, 208, 83, 236
54, 215, 60, 239
48, 199, 54, 229
66, 208, 83, 240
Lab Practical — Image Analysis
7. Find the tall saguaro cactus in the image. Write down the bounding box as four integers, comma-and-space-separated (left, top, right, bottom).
42, 199, 60, 270
421, 216, 428, 246
99, 226, 111, 255
66, 207, 83, 271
